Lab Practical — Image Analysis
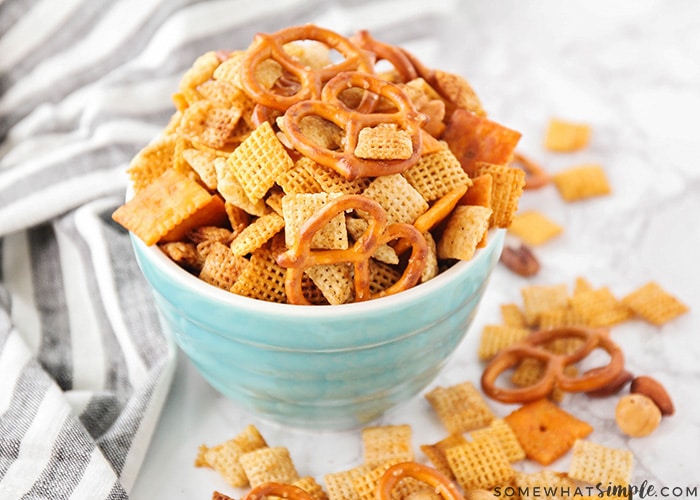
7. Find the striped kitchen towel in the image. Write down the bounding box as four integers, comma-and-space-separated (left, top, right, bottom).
0, 0, 456, 497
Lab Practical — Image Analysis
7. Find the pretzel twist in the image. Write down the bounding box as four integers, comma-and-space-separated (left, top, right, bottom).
283, 71, 426, 179
239, 25, 375, 111
277, 195, 428, 305
243, 482, 315, 500
511, 151, 550, 190
377, 462, 465, 500
480, 326, 625, 404
352, 30, 419, 82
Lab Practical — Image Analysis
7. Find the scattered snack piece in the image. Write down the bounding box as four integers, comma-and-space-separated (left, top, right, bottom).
569, 286, 633, 328
568, 439, 634, 488
445, 435, 515, 491
630, 375, 674, 416
437, 205, 492, 261
293, 476, 330, 500
543, 118, 591, 152
470, 419, 526, 463
472, 163, 525, 228
239, 446, 300, 487
503, 399, 593, 466
212, 491, 236, 500
615, 393, 662, 437
420, 434, 469, 480
520, 283, 570, 326
507, 210, 563, 247
477, 325, 531, 361
361, 424, 414, 468
499, 244, 540, 277
514, 469, 575, 500
425, 381, 495, 434
376, 461, 464, 500
510, 152, 550, 190
500, 303, 527, 328
621, 281, 689, 326
553, 164, 611, 202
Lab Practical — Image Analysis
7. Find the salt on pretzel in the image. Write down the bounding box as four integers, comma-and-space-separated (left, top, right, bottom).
243, 482, 315, 500
283, 71, 426, 179
239, 24, 375, 111
277, 194, 428, 305
480, 326, 625, 404
377, 462, 465, 500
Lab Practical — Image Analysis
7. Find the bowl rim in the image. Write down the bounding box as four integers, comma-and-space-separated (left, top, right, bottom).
132, 226, 505, 318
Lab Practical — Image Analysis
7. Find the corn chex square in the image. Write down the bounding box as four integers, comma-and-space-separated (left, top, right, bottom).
239, 446, 299, 487
361, 424, 413, 468
126, 134, 177, 191
420, 433, 468, 480
215, 158, 269, 216
520, 283, 570, 327
621, 281, 689, 326
477, 325, 531, 361
508, 210, 563, 246
470, 419, 526, 463
230, 246, 287, 303
554, 164, 611, 202
282, 192, 348, 250
544, 118, 591, 152
403, 146, 472, 202
199, 242, 249, 290
324, 465, 372, 500
425, 381, 495, 434
445, 435, 514, 491
362, 174, 428, 224
230, 212, 285, 257
570, 286, 633, 328
473, 163, 525, 228
354, 123, 413, 160
568, 439, 634, 488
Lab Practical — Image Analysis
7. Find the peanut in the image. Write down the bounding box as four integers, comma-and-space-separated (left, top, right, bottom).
615, 393, 661, 437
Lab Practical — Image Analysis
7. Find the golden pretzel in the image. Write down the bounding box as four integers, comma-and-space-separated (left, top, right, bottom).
480, 326, 625, 404
283, 71, 426, 179
377, 462, 465, 500
239, 24, 375, 111
243, 482, 315, 500
511, 151, 550, 190
352, 30, 419, 82
276, 195, 428, 305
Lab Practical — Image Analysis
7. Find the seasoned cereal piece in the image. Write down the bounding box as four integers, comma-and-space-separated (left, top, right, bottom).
282, 192, 347, 250
420, 433, 468, 480
368, 260, 402, 296
445, 435, 514, 491
436, 205, 492, 261
159, 241, 202, 273
230, 212, 285, 257
306, 263, 354, 305
199, 242, 249, 290
277, 157, 324, 195
112, 169, 213, 246
126, 135, 177, 191
503, 399, 593, 466
293, 476, 329, 500
346, 217, 398, 265
402, 146, 472, 202
179, 100, 243, 149
355, 123, 413, 160
182, 148, 219, 190
520, 283, 569, 327
239, 446, 299, 487
570, 286, 632, 328
544, 118, 591, 152
507, 210, 563, 247
324, 465, 372, 500
216, 157, 269, 216
178, 51, 221, 103
477, 325, 531, 361
472, 163, 525, 228
568, 439, 633, 488
621, 281, 689, 326
425, 381, 495, 434
362, 424, 414, 468
362, 174, 429, 225
500, 303, 527, 328
230, 246, 287, 303
470, 419, 526, 463
553, 164, 611, 202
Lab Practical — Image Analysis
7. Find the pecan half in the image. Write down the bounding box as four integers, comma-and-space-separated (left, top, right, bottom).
500, 244, 540, 277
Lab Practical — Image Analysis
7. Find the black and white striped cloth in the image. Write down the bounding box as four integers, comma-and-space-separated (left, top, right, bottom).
0, 1, 457, 498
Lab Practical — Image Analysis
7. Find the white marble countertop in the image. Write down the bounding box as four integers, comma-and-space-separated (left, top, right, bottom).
132, 2, 700, 498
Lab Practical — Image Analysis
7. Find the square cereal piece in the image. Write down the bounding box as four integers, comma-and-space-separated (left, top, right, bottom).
362, 174, 429, 224
362, 424, 414, 468
239, 446, 299, 487
306, 263, 354, 305
568, 439, 634, 488
515, 469, 576, 500
420, 433, 468, 480
126, 134, 177, 191
445, 435, 514, 491
570, 286, 633, 328
368, 260, 402, 297
473, 163, 525, 228
425, 381, 495, 434
324, 465, 372, 500
277, 157, 324, 195
508, 210, 563, 246
293, 476, 329, 500
470, 419, 526, 463
199, 242, 249, 290
112, 168, 212, 246
539, 307, 588, 330
553, 164, 611, 202
182, 147, 219, 190
503, 399, 593, 466
544, 118, 591, 152
230, 246, 287, 303
196, 424, 268, 488
354, 123, 413, 160
179, 100, 243, 149
436, 205, 492, 261
160, 241, 202, 273
282, 192, 348, 250
216, 157, 269, 216
230, 212, 285, 257
307, 158, 372, 195
346, 217, 399, 265
510, 357, 546, 388
621, 281, 689, 326
352, 461, 407, 500
402, 146, 472, 202
520, 283, 570, 327
500, 303, 527, 328
226, 121, 294, 203
477, 325, 531, 361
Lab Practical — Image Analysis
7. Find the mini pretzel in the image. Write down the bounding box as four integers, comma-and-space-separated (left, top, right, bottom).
243, 482, 314, 500
352, 30, 419, 82
377, 462, 464, 500
283, 71, 426, 179
480, 326, 625, 404
240, 25, 375, 111
277, 195, 428, 305
511, 152, 550, 190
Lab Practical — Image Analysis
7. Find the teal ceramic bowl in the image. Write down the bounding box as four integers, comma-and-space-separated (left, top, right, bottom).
131, 228, 504, 429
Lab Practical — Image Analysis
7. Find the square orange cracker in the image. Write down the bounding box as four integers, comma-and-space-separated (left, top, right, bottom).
508, 210, 563, 246
621, 281, 689, 326
362, 174, 429, 224
420, 433, 468, 480
159, 194, 229, 244
425, 381, 495, 434
553, 164, 611, 202
226, 120, 294, 204
436, 205, 492, 261
503, 399, 593, 466
445, 435, 514, 491
570, 286, 633, 328
239, 446, 299, 487
477, 325, 531, 361
544, 118, 591, 152
195, 424, 268, 488
460, 174, 493, 208
470, 419, 526, 463
473, 163, 525, 228
112, 169, 213, 246
568, 439, 634, 488
402, 146, 472, 202
520, 283, 570, 326
361, 424, 413, 468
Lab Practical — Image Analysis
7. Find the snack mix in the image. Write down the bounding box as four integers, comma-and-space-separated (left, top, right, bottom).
112, 24, 526, 305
